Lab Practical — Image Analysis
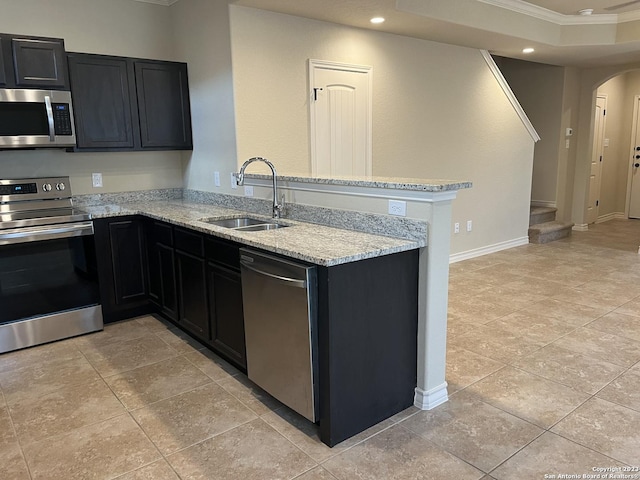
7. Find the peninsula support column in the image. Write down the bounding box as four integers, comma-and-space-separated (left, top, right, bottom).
414, 192, 455, 409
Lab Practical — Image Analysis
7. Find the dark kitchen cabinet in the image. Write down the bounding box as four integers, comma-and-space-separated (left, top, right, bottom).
206, 238, 246, 369
175, 228, 209, 340
0, 33, 68, 89
67, 53, 192, 151
11, 36, 68, 88
146, 220, 178, 321
67, 54, 136, 149
317, 250, 419, 447
94, 217, 151, 323
0, 37, 6, 87
135, 61, 192, 149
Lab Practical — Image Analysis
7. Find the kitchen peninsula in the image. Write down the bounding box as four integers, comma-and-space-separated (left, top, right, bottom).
79, 174, 471, 446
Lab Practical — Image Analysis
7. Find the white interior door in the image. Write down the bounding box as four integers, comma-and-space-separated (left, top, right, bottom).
628, 96, 640, 219
587, 95, 607, 224
309, 60, 372, 177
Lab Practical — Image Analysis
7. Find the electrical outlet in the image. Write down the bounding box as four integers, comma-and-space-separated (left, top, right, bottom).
454, 222, 460, 234
244, 185, 254, 197
231, 173, 238, 189
467, 220, 473, 232
214, 171, 221, 187
92, 173, 103, 188
388, 200, 407, 216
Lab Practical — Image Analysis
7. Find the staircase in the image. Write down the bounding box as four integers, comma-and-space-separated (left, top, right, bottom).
528, 206, 574, 244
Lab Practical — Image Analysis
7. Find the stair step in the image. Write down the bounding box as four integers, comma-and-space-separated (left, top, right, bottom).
528, 221, 574, 244
530, 206, 557, 226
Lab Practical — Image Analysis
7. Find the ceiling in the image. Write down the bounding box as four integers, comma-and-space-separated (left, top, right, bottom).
226, 0, 640, 68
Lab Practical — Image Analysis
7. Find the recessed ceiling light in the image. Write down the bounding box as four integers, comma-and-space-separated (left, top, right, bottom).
370, 17, 385, 24
579, 8, 594, 15
522, 47, 535, 54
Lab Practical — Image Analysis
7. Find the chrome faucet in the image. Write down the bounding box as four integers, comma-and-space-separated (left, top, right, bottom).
236, 157, 283, 219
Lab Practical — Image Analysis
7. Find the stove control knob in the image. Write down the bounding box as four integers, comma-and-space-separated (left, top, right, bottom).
56, 182, 66, 191
42, 183, 52, 192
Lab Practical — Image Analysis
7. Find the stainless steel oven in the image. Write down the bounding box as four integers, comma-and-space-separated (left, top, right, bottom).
0, 177, 102, 353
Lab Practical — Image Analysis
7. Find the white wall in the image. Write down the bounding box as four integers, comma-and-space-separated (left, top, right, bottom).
0, 0, 183, 194
227, 6, 535, 255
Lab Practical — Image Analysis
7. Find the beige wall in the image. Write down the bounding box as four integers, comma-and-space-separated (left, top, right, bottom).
171, 0, 238, 193
497, 57, 565, 206
555, 67, 581, 222
0, 0, 184, 194
571, 62, 640, 226
226, 6, 535, 255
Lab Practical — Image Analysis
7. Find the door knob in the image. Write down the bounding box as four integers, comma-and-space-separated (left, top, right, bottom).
636, 146, 640, 151
635, 163, 640, 168
636, 155, 640, 159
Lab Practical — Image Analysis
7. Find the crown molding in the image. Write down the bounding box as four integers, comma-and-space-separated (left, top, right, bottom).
477, 0, 619, 25
132, 0, 180, 6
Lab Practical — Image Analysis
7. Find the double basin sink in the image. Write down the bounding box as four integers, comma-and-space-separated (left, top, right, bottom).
200, 216, 289, 232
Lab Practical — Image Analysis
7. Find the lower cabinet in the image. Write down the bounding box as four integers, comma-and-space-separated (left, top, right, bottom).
94, 217, 151, 323
142, 220, 246, 369
206, 238, 246, 369
176, 249, 210, 340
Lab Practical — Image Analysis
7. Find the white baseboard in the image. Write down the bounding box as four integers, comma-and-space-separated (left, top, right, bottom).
449, 236, 530, 263
414, 383, 449, 410
596, 212, 625, 224
572, 224, 589, 232
530, 200, 557, 208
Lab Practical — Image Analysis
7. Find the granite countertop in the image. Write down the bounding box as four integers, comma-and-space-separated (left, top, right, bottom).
243, 173, 472, 192
83, 200, 421, 267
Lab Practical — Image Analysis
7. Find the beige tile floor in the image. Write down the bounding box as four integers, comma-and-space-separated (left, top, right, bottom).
1, 219, 640, 479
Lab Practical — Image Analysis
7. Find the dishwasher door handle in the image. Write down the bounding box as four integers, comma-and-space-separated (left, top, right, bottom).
240, 260, 307, 288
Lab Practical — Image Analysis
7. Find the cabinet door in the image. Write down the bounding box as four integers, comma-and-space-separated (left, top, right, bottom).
108, 220, 147, 305
135, 61, 192, 150
0, 37, 6, 87
208, 262, 246, 368
68, 54, 136, 149
94, 217, 150, 323
158, 243, 178, 321
176, 250, 209, 339
12, 36, 67, 88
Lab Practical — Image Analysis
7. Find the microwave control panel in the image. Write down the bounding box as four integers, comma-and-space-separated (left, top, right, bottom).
52, 103, 73, 136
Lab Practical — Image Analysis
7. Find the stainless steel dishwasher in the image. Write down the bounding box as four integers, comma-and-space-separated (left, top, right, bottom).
239, 248, 318, 422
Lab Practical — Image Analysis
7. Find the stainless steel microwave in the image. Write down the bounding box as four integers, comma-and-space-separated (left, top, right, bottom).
0, 89, 76, 148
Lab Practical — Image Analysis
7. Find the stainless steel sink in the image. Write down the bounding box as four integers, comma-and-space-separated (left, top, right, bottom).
202, 217, 267, 228
234, 223, 287, 232
200, 216, 289, 231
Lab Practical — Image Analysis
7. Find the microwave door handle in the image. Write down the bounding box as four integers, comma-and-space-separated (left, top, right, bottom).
44, 95, 55, 142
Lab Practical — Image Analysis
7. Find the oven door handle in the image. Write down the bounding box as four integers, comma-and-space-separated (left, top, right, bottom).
0, 222, 94, 245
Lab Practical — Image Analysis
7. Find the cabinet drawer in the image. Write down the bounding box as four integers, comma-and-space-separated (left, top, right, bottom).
175, 227, 204, 257
153, 221, 173, 246
205, 237, 240, 270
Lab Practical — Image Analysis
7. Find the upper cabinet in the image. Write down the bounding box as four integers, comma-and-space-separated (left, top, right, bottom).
0, 34, 68, 89
68, 53, 193, 151
0, 38, 6, 87
135, 61, 192, 150
67, 54, 136, 150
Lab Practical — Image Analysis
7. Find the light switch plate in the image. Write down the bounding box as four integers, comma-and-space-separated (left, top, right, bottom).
214, 171, 221, 187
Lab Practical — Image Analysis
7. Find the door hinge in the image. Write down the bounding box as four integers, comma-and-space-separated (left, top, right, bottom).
603, 109, 606, 116
600, 156, 603, 162
596, 200, 599, 206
